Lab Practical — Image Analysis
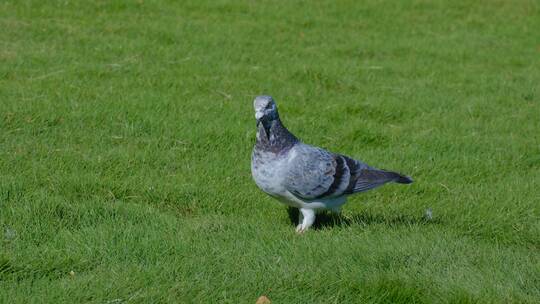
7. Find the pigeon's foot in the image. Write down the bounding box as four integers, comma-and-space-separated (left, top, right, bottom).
295, 208, 315, 233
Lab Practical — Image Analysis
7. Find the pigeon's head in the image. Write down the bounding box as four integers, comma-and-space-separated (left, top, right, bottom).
254, 95, 279, 125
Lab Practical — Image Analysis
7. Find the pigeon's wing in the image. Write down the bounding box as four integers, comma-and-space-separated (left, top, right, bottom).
284, 144, 365, 200
285, 144, 412, 200
284, 144, 339, 199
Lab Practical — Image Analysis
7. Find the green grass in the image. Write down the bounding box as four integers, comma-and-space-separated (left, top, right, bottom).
1, 0, 539, 303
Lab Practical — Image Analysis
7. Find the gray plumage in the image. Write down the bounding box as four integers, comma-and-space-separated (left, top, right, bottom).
251, 95, 412, 232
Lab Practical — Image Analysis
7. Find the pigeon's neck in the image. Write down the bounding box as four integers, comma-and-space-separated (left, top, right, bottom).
256, 117, 298, 154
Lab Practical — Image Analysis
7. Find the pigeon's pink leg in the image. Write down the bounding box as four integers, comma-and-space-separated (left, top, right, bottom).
296, 208, 315, 233
296, 210, 304, 232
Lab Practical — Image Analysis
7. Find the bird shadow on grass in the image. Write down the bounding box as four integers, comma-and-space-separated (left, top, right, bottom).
287, 207, 440, 230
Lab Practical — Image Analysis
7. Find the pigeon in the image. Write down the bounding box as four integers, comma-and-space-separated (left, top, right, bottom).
251, 95, 413, 232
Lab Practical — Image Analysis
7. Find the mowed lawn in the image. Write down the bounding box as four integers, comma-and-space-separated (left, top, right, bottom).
1, 0, 539, 303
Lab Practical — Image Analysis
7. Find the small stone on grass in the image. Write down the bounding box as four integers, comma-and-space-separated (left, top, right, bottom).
256, 295, 271, 304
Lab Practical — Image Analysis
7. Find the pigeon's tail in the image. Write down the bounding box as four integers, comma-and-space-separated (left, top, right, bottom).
350, 169, 413, 193
391, 172, 413, 184
373, 170, 413, 184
